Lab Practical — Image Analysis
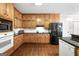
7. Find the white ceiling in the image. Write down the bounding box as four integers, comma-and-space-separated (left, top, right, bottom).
14, 3, 79, 15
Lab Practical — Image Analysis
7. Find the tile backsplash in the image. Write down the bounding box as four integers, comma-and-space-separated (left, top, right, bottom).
14, 27, 49, 33
24, 27, 49, 33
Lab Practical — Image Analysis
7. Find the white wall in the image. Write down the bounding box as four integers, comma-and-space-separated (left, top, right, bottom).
72, 14, 79, 35
62, 13, 79, 37
73, 22, 79, 35
61, 15, 74, 37
62, 20, 72, 37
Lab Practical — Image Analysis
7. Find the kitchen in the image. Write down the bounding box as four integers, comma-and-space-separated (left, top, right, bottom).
0, 3, 79, 56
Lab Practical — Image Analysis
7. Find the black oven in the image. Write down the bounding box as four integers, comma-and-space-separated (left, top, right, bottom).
0, 18, 13, 32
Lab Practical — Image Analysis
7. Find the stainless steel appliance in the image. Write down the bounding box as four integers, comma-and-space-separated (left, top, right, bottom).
71, 34, 79, 42
49, 23, 62, 45
0, 18, 12, 32
0, 32, 13, 55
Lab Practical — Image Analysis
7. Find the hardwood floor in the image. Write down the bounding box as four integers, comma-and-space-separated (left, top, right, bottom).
11, 43, 59, 56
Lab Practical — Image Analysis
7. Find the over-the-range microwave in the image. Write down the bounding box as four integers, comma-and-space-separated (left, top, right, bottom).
0, 18, 13, 32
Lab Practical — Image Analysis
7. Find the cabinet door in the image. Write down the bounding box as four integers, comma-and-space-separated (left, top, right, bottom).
14, 19, 22, 28
14, 8, 19, 19
0, 3, 6, 18
14, 37, 19, 50
22, 20, 28, 28
19, 34, 23, 45
31, 21, 36, 28
14, 35, 23, 50
18, 19, 22, 28
75, 48, 79, 56
44, 20, 50, 29
6, 3, 14, 20
14, 8, 22, 20
44, 34, 50, 43
59, 39, 75, 56
19, 20, 22, 28
50, 14, 60, 23
14, 19, 18, 28
24, 34, 31, 42
22, 20, 36, 28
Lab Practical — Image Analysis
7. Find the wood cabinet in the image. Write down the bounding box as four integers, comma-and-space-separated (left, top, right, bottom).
4, 34, 23, 56
50, 14, 60, 23
22, 14, 60, 29
6, 3, 14, 20
14, 8, 22, 28
22, 20, 36, 28
14, 34, 23, 50
24, 34, 50, 43
75, 48, 79, 56
0, 3, 6, 18
0, 3, 14, 21
14, 8, 22, 20
14, 19, 22, 28
44, 20, 50, 29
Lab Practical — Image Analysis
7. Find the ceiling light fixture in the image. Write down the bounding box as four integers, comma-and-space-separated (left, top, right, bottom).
35, 3, 43, 5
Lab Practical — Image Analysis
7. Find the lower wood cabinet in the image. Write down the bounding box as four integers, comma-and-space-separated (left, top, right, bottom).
75, 48, 79, 56
4, 34, 23, 56
14, 34, 23, 50
24, 34, 50, 43
4, 34, 49, 55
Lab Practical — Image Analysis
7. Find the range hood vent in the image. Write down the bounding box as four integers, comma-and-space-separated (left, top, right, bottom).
36, 25, 44, 27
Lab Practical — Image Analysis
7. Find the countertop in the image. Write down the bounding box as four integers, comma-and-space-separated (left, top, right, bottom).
14, 33, 50, 37
23, 33, 50, 34
60, 37, 79, 48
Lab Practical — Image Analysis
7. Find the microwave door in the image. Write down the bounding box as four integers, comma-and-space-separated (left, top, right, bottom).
8, 24, 11, 31
0, 23, 8, 30
5, 23, 10, 31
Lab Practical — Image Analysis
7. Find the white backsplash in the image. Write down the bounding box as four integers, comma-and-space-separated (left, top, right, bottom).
24, 27, 49, 33
13, 27, 49, 33
13, 28, 24, 34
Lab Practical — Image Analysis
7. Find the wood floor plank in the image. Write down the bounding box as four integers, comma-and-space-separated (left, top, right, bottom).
11, 43, 59, 56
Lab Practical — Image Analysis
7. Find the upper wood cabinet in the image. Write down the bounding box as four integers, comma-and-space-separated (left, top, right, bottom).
14, 19, 22, 28
0, 3, 14, 21
50, 13, 60, 23
44, 20, 50, 29
15, 13, 60, 29
14, 8, 22, 28
6, 3, 14, 20
22, 14, 60, 29
14, 8, 22, 20
22, 20, 36, 28
0, 3, 6, 18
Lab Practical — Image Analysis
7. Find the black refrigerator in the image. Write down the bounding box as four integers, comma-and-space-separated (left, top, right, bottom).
49, 23, 62, 45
